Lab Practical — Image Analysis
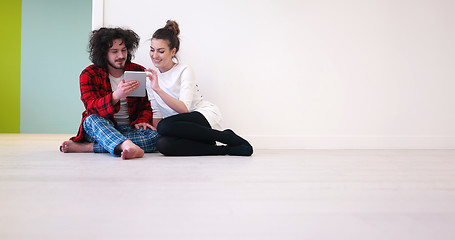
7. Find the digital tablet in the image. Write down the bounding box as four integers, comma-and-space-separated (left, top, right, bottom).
124, 71, 147, 97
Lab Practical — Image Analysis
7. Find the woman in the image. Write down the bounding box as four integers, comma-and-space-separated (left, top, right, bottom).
146, 20, 253, 156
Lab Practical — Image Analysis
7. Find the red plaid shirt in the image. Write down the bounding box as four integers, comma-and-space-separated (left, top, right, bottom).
70, 63, 153, 142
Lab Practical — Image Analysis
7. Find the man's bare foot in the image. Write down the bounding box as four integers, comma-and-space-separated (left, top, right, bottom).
119, 140, 144, 160
60, 140, 94, 153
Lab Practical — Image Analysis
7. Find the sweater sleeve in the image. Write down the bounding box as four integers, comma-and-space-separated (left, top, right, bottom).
178, 66, 197, 111
146, 80, 163, 119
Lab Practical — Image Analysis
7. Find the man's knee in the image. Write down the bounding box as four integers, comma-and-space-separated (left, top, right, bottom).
134, 127, 159, 137
84, 114, 112, 126
84, 114, 98, 125
83, 115, 115, 136
85, 114, 102, 122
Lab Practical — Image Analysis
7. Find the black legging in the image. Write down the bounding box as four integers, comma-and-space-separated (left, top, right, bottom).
156, 112, 253, 156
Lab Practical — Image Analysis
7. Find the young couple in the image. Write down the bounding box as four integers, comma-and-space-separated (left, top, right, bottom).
60, 20, 253, 159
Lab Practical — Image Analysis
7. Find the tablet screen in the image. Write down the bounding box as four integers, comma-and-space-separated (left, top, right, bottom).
124, 71, 147, 97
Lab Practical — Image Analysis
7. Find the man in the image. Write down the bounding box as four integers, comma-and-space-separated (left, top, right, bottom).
60, 27, 158, 159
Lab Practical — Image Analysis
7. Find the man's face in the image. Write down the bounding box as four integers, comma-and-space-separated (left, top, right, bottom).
107, 39, 127, 70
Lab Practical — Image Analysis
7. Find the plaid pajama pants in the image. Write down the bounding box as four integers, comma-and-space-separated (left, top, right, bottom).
83, 114, 159, 156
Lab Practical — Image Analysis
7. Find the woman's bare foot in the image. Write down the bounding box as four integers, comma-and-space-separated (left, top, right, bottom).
60, 140, 94, 153
118, 140, 144, 160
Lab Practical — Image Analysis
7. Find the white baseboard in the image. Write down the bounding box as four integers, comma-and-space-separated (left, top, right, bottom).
246, 135, 455, 149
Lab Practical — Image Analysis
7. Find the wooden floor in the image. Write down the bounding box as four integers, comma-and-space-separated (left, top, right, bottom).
1, 134, 455, 240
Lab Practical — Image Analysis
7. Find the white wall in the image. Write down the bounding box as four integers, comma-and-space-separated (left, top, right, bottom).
98, 0, 455, 149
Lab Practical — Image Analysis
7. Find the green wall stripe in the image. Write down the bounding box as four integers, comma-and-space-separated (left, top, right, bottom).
0, 0, 22, 133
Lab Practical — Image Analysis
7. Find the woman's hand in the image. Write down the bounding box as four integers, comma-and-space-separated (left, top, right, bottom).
134, 122, 156, 131
146, 69, 160, 92
113, 79, 139, 103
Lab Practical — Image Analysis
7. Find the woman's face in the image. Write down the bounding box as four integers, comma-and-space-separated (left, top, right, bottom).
150, 38, 176, 73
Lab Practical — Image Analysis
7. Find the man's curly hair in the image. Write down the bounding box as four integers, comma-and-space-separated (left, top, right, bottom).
88, 27, 140, 67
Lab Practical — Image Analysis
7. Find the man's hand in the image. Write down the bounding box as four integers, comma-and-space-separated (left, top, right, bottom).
112, 79, 139, 103
134, 122, 156, 131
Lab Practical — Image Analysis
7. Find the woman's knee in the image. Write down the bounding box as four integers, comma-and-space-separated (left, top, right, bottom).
156, 137, 176, 156
156, 120, 170, 135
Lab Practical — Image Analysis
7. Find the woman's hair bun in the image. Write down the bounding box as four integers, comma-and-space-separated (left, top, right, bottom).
152, 20, 181, 55
165, 20, 180, 36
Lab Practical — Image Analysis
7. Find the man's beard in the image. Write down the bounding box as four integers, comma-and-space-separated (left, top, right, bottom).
108, 59, 126, 69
